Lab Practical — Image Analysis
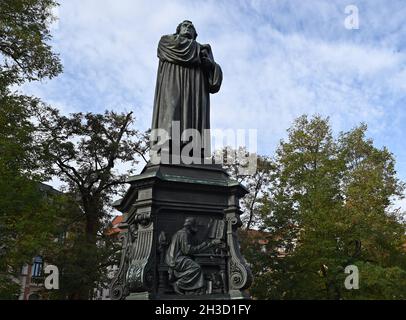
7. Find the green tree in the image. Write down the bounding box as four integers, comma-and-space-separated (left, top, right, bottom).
0, 0, 62, 299
0, 0, 61, 86
35, 106, 149, 299
248, 115, 406, 300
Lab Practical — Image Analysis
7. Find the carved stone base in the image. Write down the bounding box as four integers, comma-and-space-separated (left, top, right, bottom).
110, 163, 252, 300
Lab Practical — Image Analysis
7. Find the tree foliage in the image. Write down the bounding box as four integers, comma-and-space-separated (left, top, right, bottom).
35, 106, 149, 298
0, 0, 62, 299
0, 0, 62, 86
245, 115, 406, 299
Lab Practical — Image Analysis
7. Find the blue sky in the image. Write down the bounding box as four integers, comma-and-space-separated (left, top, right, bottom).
22, 0, 406, 208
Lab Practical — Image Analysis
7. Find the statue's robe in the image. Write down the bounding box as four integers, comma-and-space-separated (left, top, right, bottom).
151, 34, 222, 140
165, 228, 207, 291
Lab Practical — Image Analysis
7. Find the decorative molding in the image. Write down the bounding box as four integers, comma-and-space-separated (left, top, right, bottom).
126, 221, 154, 292
110, 228, 131, 300
226, 209, 253, 291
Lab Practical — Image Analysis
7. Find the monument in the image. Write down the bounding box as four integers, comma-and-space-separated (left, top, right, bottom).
110, 20, 252, 300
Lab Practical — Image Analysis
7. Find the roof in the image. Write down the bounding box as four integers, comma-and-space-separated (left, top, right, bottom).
38, 182, 62, 195
105, 215, 124, 236
240, 229, 271, 245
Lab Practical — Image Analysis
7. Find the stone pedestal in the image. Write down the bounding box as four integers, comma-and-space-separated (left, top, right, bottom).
110, 163, 252, 300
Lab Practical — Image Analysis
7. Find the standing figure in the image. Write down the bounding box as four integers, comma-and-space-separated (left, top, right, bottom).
151, 20, 223, 147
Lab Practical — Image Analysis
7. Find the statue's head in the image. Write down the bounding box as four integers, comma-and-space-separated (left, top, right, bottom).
184, 217, 198, 233
176, 20, 198, 40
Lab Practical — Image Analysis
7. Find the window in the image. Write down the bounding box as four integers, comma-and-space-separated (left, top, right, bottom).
31, 256, 43, 278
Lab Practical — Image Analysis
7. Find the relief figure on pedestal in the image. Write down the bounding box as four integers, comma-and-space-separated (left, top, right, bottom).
165, 217, 221, 295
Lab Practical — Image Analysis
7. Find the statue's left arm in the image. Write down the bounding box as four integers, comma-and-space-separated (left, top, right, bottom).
208, 62, 222, 94
200, 44, 222, 93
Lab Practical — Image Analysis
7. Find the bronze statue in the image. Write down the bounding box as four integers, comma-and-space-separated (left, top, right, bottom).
110, 21, 252, 300
151, 20, 223, 143
165, 217, 221, 294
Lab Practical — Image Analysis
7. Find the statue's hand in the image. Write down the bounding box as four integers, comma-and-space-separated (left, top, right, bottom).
200, 45, 215, 70
201, 56, 215, 71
